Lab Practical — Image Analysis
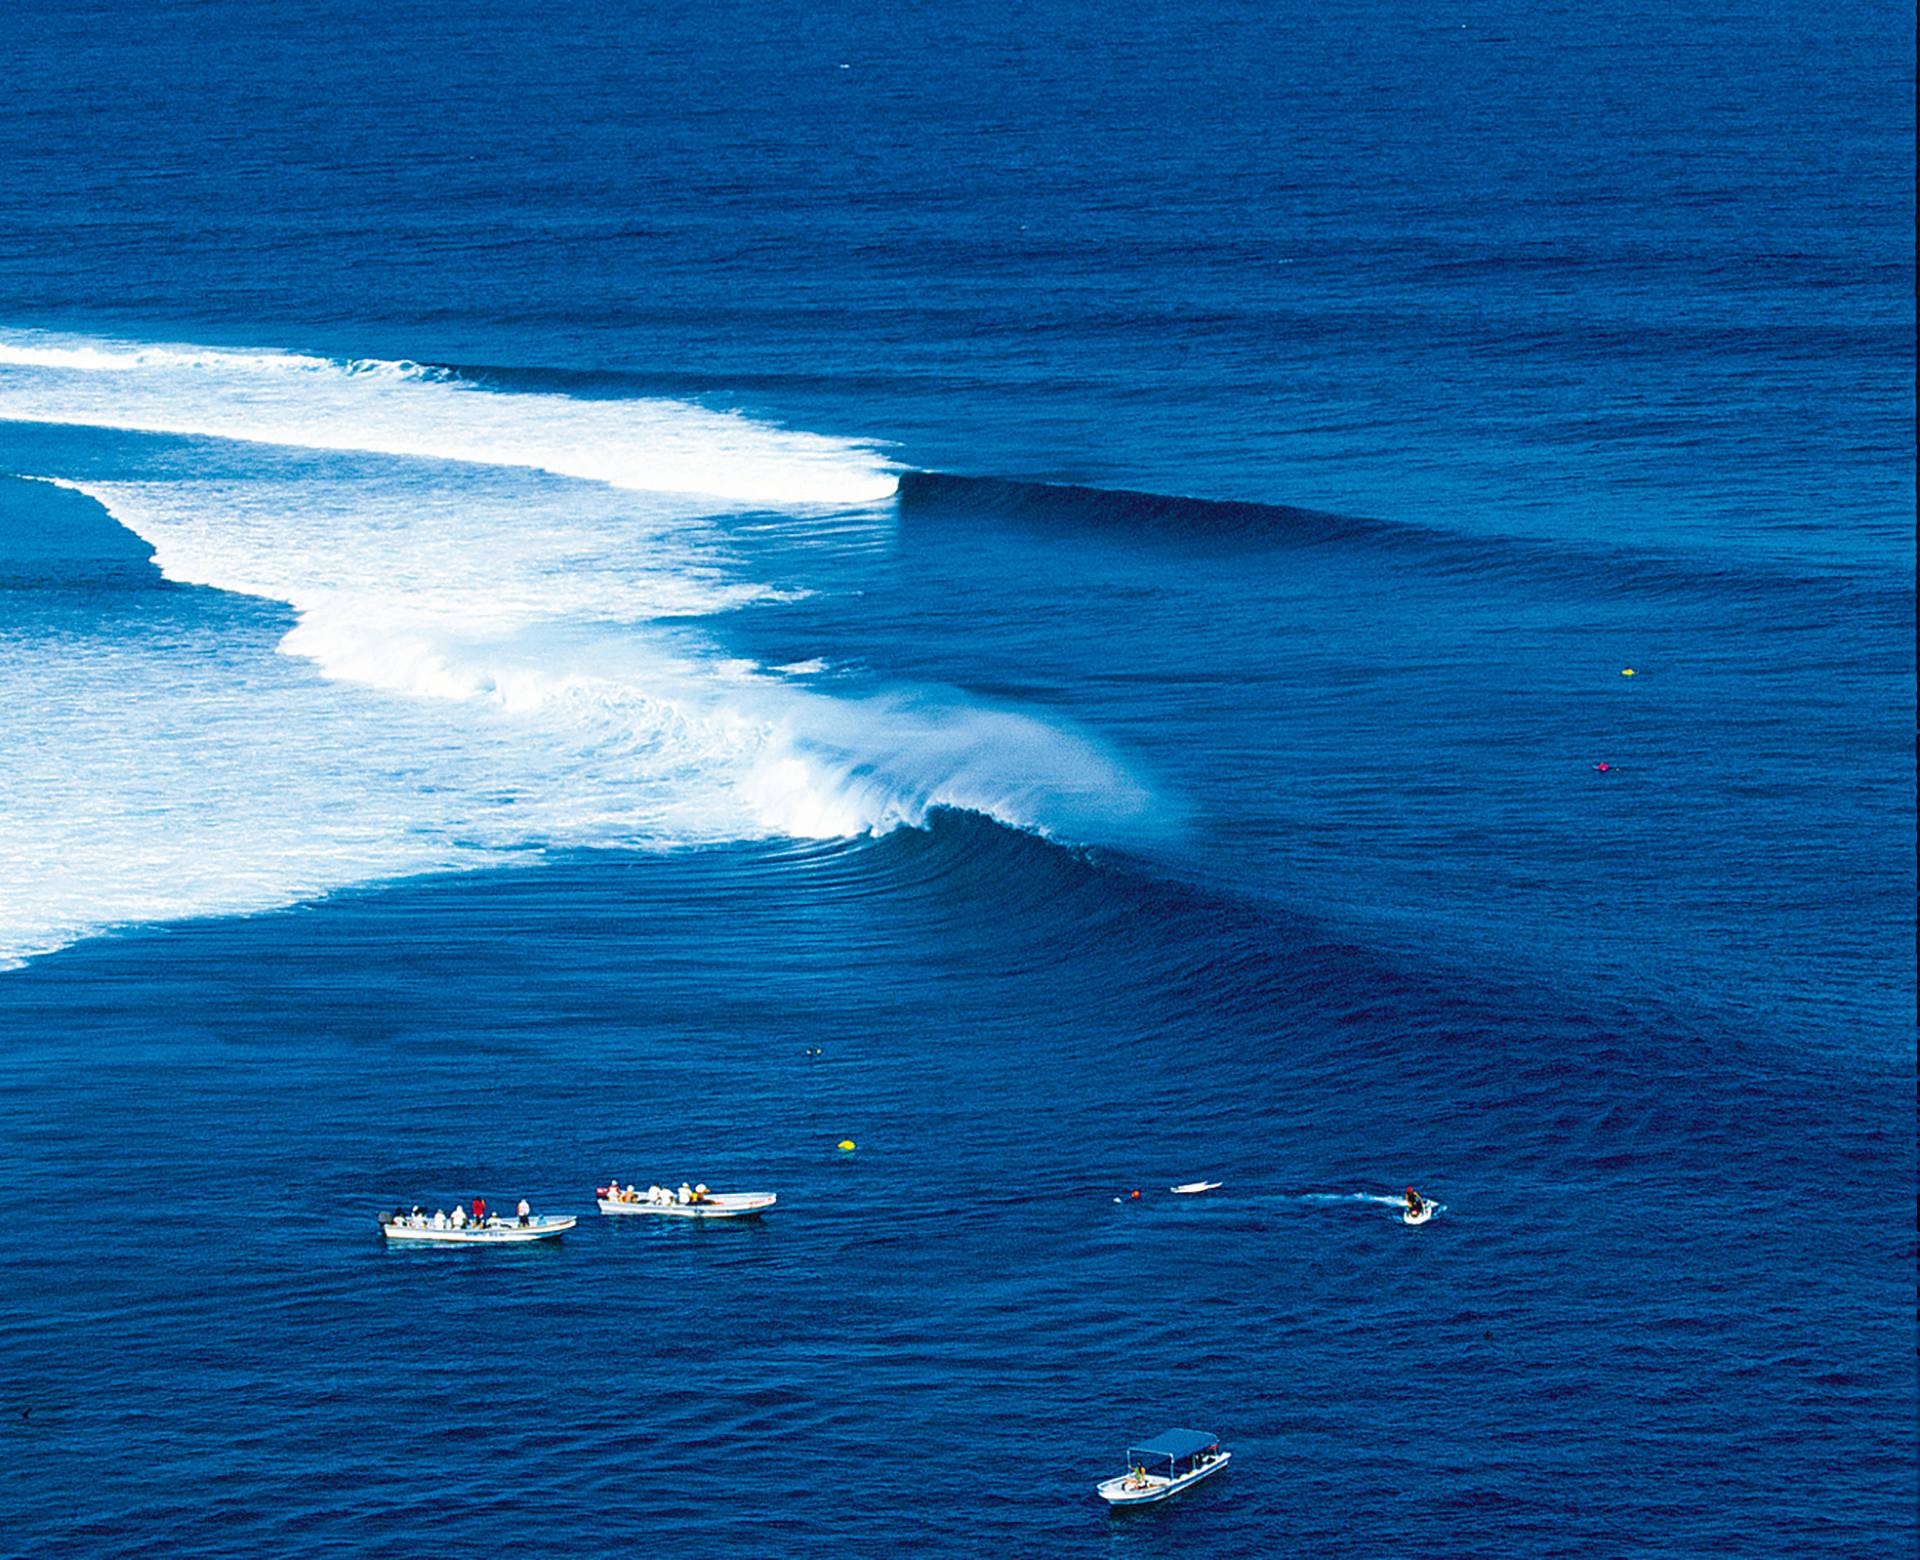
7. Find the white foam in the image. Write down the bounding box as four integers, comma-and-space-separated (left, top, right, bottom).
0, 328, 898, 505
0, 620, 506, 972
42, 469, 1144, 846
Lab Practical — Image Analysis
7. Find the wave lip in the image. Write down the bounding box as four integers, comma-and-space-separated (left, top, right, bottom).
0, 328, 898, 505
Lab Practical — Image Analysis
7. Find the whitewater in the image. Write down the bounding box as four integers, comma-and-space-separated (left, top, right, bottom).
0, 332, 898, 506
0, 329, 1149, 968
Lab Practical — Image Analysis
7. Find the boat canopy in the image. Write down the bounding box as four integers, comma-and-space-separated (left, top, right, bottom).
1127, 1428, 1218, 1462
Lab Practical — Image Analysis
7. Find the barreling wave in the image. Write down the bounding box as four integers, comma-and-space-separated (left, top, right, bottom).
0, 328, 898, 505
0, 329, 1154, 968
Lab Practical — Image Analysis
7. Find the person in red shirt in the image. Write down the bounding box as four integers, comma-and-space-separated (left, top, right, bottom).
472, 1197, 486, 1225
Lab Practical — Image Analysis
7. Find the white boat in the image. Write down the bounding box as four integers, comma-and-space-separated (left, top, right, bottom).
381, 1213, 575, 1244
1170, 1181, 1222, 1195
597, 1188, 776, 1220
1097, 1429, 1230, 1506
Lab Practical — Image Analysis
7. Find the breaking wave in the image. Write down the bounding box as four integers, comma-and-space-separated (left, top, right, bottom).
0, 330, 1151, 967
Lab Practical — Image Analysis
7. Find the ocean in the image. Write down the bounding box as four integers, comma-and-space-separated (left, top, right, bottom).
0, 1, 1912, 1555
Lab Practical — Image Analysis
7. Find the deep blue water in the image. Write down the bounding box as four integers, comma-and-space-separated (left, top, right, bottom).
0, 1, 1912, 1555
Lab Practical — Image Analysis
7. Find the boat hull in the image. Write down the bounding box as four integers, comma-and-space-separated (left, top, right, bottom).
382, 1216, 576, 1244
1097, 1450, 1231, 1505
597, 1194, 776, 1219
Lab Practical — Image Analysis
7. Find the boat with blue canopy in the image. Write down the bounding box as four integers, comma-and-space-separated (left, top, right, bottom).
1095, 1427, 1231, 1505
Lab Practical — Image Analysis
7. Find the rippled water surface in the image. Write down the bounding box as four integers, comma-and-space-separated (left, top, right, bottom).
0, 0, 1911, 1554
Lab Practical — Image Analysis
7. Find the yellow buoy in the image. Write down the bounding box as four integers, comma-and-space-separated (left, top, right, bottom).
837, 1140, 856, 1152
1621, 668, 1636, 677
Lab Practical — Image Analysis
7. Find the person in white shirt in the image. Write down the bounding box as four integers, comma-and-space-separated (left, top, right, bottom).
516, 1198, 531, 1226
450, 1205, 467, 1229
432, 1210, 448, 1230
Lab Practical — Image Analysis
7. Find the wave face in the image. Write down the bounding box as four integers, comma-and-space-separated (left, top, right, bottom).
896, 471, 1907, 607
0, 331, 1149, 967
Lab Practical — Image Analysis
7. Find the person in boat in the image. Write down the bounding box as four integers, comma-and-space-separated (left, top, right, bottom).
1405, 1186, 1425, 1217
450, 1205, 467, 1229
677, 1183, 693, 1205
691, 1183, 709, 1204
432, 1209, 448, 1230
472, 1197, 486, 1226
516, 1198, 531, 1227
